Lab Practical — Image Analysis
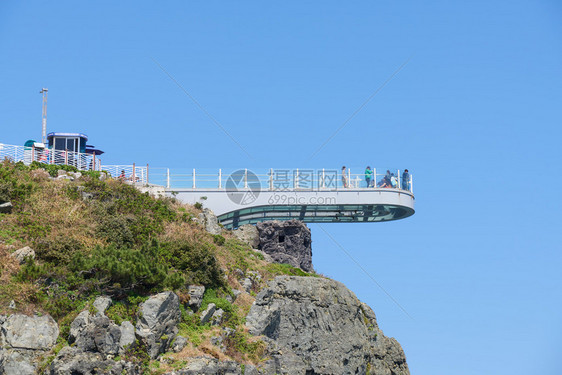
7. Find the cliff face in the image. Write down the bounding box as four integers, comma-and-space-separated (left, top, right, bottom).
246, 276, 409, 375
0, 162, 409, 374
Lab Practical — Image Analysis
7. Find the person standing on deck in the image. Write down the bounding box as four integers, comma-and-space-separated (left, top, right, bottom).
365, 166, 373, 187
341, 166, 348, 188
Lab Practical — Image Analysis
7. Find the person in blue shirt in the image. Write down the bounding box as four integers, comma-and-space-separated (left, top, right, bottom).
402, 169, 410, 191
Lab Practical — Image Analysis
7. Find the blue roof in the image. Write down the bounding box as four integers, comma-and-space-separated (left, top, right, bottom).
47, 132, 88, 141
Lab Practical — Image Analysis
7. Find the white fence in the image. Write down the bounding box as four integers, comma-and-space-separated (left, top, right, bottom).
0, 142, 148, 184
149, 167, 413, 193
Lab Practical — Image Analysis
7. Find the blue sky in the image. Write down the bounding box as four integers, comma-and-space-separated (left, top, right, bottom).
1, 1, 561, 374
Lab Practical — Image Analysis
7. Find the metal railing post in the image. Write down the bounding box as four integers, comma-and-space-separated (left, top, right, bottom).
269, 168, 273, 191
218, 169, 222, 188
322, 168, 325, 189
244, 169, 248, 189
193, 169, 196, 189
166, 168, 170, 189
348, 168, 351, 188
410, 175, 413, 194
397, 169, 401, 190
295, 168, 299, 189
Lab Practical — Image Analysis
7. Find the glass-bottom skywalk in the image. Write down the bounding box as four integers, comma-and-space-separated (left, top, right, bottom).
217, 203, 414, 229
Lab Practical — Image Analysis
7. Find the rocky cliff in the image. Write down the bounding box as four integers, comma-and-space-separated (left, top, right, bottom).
0, 161, 409, 374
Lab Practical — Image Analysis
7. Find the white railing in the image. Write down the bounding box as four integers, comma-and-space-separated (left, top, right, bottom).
149, 168, 413, 193
0, 142, 148, 184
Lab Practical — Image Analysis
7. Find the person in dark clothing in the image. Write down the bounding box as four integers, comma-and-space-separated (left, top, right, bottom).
402, 169, 410, 191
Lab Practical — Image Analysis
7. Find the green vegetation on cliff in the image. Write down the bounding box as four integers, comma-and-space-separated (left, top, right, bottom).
0, 160, 314, 371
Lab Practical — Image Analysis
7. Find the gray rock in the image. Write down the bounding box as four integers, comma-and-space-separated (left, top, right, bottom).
199, 303, 216, 325
232, 224, 259, 248
93, 296, 112, 315
9, 246, 35, 264
72, 172, 82, 179
69, 310, 90, 344
0, 202, 13, 214
49, 346, 138, 375
187, 285, 205, 311
257, 220, 313, 272
80, 191, 94, 200
2, 314, 59, 350
171, 335, 188, 353
246, 276, 410, 375
196, 208, 222, 235
74, 315, 121, 355
163, 357, 244, 374
57, 170, 67, 177
92, 316, 121, 355
135, 291, 181, 359
210, 308, 224, 326
241, 278, 253, 293
0, 349, 37, 375
119, 321, 135, 351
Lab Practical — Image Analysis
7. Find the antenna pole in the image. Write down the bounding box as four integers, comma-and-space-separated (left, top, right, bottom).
40, 88, 48, 144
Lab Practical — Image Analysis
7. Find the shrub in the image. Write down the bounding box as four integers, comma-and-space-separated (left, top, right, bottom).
159, 240, 225, 289
70, 241, 184, 295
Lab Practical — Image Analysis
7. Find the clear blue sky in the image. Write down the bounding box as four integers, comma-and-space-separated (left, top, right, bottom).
1, 1, 561, 374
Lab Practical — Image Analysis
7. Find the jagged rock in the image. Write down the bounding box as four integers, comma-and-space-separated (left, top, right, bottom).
241, 271, 261, 293
196, 208, 222, 235
187, 285, 205, 311
69, 310, 90, 344
199, 303, 216, 325
0, 202, 13, 214
226, 289, 241, 304
135, 291, 181, 359
119, 321, 135, 351
49, 346, 138, 375
246, 276, 410, 375
171, 335, 188, 353
93, 295, 112, 315
257, 220, 313, 272
232, 224, 259, 248
210, 308, 224, 326
9, 246, 35, 264
74, 315, 121, 355
2, 314, 59, 350
0, 348, 37, 375
162, 357, 253, 374
92, 316, 121, 355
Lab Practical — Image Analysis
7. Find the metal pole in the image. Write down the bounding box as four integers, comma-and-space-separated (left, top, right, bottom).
40, 88, 48, 144
269, 168, 273, 190
397, 169, 401, 190
167, 168, 170, 189
64, 150, 68, 165
322, 168, 325, 189
295, 168, 299, 189
244, 168, 248, 189
192, 168, 196, 189
410, 174, 414, 194
218, 169, 222, 188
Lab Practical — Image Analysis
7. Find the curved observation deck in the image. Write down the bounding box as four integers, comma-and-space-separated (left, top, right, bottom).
164, 168, 415, 229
